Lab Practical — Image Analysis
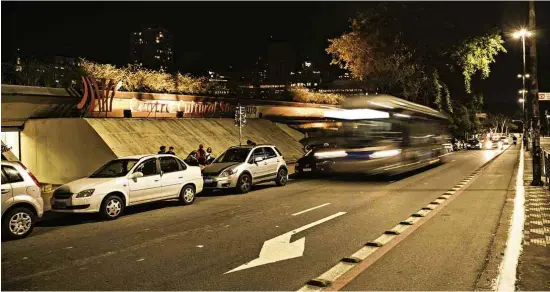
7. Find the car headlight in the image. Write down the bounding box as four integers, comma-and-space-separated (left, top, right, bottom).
370, 149, 401, 159
75, 189, 95, 198
219, 167, 238, 178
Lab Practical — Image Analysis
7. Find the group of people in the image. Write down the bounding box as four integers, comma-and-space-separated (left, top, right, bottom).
158, 146, 176, 155
185, 144, 215, 166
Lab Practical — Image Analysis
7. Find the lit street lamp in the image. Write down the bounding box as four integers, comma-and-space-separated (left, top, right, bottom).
514, 28, 532, 148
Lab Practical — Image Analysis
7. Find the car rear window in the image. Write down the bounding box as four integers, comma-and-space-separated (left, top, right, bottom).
2, 165, 24, 183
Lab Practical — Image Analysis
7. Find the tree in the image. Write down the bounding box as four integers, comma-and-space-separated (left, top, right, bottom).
452, 32, 507, 94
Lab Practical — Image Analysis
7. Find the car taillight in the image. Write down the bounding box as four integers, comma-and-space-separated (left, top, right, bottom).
15, 161, 40, 186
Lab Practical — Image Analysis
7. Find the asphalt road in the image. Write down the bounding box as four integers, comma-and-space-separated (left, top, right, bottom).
1, 147, 518, 291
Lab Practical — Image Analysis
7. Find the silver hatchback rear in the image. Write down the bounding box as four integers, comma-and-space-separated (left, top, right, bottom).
1, 161, 44, 239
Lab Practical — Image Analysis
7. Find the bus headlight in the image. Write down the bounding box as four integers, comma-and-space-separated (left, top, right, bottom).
369, 149, 402, 159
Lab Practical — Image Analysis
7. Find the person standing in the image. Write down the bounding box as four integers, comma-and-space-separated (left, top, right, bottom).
167, 146, 175, 155
158, 146, 166, 154
197, 144, 206, 165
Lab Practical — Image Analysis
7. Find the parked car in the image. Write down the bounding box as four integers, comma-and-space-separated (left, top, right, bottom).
50, 154, 203, 220
201, 145, 288, 193
2, 161, 44, 239
466, 139, 482, 150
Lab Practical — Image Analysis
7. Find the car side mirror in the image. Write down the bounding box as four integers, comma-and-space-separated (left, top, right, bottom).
132, 172, 144, 179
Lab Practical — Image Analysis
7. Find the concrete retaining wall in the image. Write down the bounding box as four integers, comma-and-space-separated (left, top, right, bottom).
20, 118, 304, 184
21, 118, 117, 184
86, 118, 304, 161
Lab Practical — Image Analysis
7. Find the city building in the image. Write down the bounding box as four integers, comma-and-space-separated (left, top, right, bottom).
290, 59, 322, 88
130, 27, 174, 72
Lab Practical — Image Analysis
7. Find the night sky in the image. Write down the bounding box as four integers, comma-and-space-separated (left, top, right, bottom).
2, 1, 549, 116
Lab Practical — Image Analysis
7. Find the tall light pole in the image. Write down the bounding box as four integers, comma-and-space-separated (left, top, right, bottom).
513, 29, 532, 149
528, 0, 542, 186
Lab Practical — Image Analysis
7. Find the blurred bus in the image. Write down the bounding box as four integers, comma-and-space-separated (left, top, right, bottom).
294, 95, 451, 176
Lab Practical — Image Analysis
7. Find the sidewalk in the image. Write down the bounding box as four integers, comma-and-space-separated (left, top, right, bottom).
516, 150, 550, 290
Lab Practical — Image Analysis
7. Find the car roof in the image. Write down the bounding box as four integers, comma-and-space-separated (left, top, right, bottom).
117, 154, 181, 160
228, 144, 275, 149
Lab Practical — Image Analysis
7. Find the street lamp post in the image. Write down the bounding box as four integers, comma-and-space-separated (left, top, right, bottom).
514, 29, 532, 149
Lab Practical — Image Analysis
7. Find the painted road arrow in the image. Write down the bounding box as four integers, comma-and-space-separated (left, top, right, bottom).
225, 212, 347, 274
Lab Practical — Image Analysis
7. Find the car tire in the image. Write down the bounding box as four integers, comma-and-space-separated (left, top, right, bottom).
2, 207, 36, 240
275, 168, 288, 186
236, 173, 252, 194
100, 195, 124, 220
179, 185, 196, 205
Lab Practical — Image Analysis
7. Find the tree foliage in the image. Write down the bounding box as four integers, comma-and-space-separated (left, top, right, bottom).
453, 32, 507, 93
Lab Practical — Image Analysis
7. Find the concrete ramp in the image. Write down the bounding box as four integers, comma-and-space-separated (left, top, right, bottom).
85, 118, 304, 162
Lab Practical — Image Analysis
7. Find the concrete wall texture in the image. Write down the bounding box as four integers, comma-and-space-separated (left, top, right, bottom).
21, 118, 304, 184
21, 119, 117, 184
86, 118, 305, 160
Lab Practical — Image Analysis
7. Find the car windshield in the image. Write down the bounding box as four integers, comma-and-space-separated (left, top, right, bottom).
89, 159, 139, 178
214, 148, 251, 163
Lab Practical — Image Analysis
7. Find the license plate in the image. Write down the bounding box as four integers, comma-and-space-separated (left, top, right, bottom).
302, 168, 312, 172
204, 178, 214, 184
53, 201, 67, 208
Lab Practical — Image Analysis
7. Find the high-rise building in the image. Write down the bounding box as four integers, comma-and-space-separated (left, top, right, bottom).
130, 27, 174, 72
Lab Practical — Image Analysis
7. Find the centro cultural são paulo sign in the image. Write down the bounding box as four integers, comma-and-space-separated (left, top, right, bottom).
77, 76, 258, 118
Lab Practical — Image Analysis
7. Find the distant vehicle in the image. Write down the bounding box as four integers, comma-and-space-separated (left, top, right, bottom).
1, 161, 44, 239
500, 136, 510, 145
50, 154, 203, 220
295, 95, 450, 176
201, 145, 288, 193
466, 139, 482, 150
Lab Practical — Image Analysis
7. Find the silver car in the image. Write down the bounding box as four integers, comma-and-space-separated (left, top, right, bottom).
2, 161, 44, 239
201, 145, 288, 193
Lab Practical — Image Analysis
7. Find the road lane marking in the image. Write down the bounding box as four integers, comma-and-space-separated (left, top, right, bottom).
292, 203, 332, 216
298, 145, 511, 291
225, 212, 346, 274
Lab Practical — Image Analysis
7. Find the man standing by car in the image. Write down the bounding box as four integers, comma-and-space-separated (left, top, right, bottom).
158, 146, 166, 154
167, 146, 175, 155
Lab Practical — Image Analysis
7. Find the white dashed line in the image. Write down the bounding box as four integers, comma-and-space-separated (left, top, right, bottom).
292, 203, 331, 216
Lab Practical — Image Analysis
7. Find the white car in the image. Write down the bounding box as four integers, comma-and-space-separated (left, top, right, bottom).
2, 161, 44, 239
50, 154, 203, 220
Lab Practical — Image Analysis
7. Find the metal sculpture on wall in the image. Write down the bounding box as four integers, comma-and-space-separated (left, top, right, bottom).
77, 77, 122, 117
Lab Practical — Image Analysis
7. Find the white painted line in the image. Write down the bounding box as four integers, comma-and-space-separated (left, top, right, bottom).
292, 203, 331, 216
451, 159, 456, 162
350, 246, 379, 260
316, 262, 356, 282
495, 143, 525, 291
225, 212, 346, 274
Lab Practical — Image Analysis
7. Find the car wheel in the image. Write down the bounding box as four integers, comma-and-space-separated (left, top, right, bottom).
236, 173, 252, 194
100, 195, 124, 220
2, 207, 36, 240
275, 168, 288, 186
179, 185, 196, 205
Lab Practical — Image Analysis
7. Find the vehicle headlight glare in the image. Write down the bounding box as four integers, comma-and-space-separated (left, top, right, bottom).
370, 149, 402, 159
314, 151, 347, 159
220, 167, 237, 178
75, 189, 95, 198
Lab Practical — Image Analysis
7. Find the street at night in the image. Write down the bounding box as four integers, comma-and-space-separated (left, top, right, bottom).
2, 1, 550, 291
2, 148, 521, 290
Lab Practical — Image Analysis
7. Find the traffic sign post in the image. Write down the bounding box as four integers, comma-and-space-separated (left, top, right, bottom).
235, 104, 247, 146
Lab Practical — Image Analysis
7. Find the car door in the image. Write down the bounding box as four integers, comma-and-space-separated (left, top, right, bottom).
1, 168, 13, 214
249, 147, 270, 181
262, 147, 280, 179
159, 157, 186, 198
128, 158, 161, 204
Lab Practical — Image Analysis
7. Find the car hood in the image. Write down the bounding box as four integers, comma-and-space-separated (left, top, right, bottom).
202, 162, 241, 175
59, 177, 120, 193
